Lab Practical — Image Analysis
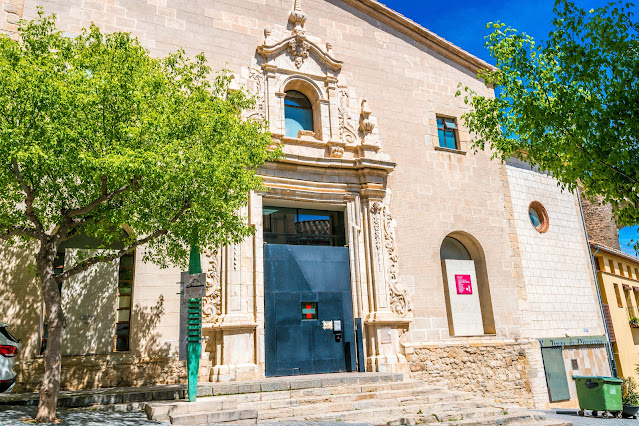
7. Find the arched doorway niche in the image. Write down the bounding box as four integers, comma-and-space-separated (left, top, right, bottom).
440, 231, 496, 335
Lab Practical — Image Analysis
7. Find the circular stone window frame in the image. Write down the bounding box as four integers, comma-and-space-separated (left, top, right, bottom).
528, 201, 549, 233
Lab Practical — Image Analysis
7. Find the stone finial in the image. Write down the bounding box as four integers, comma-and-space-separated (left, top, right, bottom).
359, 98, 375, 133
359, 98, 380, 149
289, 0, 307, 29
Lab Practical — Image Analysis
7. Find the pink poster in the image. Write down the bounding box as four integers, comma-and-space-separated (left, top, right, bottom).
455, 274, 472, 295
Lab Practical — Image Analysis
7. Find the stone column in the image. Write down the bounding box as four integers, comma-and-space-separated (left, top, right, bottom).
208, 200, 259, 382
360, 186, 411, 373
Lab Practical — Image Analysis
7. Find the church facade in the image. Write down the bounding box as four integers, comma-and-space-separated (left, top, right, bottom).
1, 0, 611, 409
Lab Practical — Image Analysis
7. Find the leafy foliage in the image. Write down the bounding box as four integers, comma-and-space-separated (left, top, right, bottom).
0, 11, 276, 271
623, 375, 639, 406
459, 0, 639, 243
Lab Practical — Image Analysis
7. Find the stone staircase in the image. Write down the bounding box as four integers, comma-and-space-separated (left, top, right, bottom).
144, 373, 570, 425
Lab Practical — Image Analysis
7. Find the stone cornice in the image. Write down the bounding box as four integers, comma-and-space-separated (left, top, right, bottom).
343, 0, 494, 75
270, 153, 396, 173
257, 36, 343, 71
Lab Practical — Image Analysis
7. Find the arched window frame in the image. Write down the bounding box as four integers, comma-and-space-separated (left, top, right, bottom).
279, 77, 324, 141
440, 232, 495, 335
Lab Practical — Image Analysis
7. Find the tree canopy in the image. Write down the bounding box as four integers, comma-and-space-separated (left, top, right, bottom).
460, 0, 638, 242
0, 12, 275, 422
0, 11, 275, 270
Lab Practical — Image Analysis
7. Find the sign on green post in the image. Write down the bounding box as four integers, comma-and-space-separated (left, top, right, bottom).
187, 245, 202, 402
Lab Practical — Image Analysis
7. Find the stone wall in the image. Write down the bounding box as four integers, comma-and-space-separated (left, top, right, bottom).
13, 354, 209, 392
0, 0, 23, 39
405, 339, 546, 409
505, 163, 605, 339
580, 195, 621, 250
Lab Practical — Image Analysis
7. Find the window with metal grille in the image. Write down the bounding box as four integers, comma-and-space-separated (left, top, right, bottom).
114, 252, 134, 352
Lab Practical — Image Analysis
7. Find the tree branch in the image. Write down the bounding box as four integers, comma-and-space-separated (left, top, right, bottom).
63, 175, 138, 220
55, 201, 190, 282
0, 225, 41, 240
11, 159, 45, 236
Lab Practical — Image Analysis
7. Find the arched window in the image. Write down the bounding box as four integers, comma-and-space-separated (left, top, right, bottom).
284, 90, 314, 138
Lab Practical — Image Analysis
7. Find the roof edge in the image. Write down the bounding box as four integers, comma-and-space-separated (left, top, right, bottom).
591, 242, 639, 264
342, 0, 494, 75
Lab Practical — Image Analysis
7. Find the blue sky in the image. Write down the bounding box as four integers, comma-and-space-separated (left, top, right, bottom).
379, 0, 638, 256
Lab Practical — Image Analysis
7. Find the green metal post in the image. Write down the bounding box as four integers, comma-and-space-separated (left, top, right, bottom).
187, 245, 202, 402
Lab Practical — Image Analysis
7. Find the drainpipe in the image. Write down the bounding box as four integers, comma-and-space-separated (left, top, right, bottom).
577, 187, 618, 377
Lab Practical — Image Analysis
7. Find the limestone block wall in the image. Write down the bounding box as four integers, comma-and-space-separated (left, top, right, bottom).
505, 162, 605, 338
14, 0, 524, 348
0, 0, 24, 39
405, 339, 546, 409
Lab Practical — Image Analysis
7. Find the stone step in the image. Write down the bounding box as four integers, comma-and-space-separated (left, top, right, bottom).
235, 383, 443, 411
198, 372, 405, 397
169, 408, 258, 425
445, 412, 550, 425
145, 396, 238, 421
270, 401, 506, 424
251, 386, 492, 420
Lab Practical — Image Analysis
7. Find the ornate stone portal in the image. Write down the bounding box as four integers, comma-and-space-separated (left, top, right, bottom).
204, 0, 413, 381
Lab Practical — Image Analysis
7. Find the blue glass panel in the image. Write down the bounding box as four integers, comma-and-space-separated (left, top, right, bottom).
445, 131, 457, 149
437, 117, 444, 129
529, 207, 542, 228
438, 129, 446, 147
285, 106, 313, 138
285, 91, 312, 108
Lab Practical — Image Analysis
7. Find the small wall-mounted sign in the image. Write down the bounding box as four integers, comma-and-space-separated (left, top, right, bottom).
302, 302, 318, 320
322, 320, 334, 330
455, 274, 472, 294
184, 272, 207, 299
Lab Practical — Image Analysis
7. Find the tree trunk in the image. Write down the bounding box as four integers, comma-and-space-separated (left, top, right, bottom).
35, 242, 64, 423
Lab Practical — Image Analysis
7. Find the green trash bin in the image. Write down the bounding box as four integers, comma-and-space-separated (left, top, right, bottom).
572, 376, 623, 418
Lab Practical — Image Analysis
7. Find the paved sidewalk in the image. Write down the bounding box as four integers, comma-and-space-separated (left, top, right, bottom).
0, 406, 169, 425
0, 405, 375, 426
535, 409, 639, 425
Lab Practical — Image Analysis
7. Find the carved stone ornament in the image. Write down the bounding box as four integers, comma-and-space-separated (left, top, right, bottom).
338, 86, 359, 145
371, 201, 412, 317
203, 248, 222, 323
359, 98, 380, 148
246, 66, 266, 121
257, 0, 343, 71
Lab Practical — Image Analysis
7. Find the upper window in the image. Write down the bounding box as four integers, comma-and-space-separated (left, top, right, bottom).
437, 116, 458, 149
285, 90, 314, 138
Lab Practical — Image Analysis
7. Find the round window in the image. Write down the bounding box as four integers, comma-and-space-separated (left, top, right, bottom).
528, 201, 549, 233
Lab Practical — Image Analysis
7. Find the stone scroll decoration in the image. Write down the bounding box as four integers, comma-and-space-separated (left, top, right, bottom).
246, 65, 266, 121
257, 0, 342, 72
202, 248, 222, 323
371, 201, 412, 318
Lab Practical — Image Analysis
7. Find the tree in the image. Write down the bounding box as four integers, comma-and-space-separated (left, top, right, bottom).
0, 12, 275, 422
460, 0, 639, 246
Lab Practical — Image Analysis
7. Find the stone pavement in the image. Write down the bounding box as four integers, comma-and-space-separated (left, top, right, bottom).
0, 406, 375, 426
536, 409, 638, 425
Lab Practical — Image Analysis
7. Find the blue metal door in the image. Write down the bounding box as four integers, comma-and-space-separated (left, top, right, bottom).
264, 244, 355, 377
